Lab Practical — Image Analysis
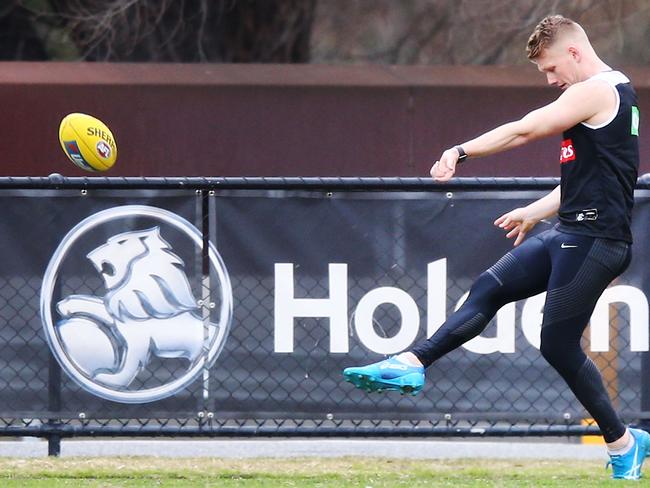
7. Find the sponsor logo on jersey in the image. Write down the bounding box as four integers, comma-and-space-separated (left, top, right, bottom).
560, 139, 576, 164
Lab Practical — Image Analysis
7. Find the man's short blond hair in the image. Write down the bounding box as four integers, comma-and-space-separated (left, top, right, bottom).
526, 15, 579, 60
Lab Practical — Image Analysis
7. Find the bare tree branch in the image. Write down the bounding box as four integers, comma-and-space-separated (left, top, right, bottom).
312, 0, 650, 66
3, 0, 650, 65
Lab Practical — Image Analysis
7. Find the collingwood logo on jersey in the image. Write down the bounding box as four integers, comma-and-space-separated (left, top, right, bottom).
40, 205, 233, 404
631, 106, 640, 136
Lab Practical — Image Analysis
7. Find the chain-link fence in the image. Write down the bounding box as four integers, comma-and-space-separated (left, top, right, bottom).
0, 176, 649, 455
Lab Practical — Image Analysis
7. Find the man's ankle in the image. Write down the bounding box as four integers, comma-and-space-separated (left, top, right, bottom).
607, 428, 633, 454
395, 352, 423, 367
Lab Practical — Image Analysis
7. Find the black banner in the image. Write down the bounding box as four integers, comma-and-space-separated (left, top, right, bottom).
213, 189, 650, 423
0, 190, 209, 416
1, 187, 649, 427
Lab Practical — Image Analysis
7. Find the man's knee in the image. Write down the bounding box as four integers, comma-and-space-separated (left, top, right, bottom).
540, 326, 583, 373
539, 337, 562, 367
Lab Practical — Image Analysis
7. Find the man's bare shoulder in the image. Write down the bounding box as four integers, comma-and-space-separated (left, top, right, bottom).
556, 78, 615, 116
563, 78, 614, 100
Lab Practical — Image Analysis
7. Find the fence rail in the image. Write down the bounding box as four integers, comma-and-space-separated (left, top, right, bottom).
1, 174, 650, 190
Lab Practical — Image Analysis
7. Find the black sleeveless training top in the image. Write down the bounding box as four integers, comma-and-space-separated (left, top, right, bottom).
557, 70, 640, 243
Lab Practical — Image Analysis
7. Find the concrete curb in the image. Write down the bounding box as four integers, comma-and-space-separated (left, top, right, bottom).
0, 439, 607, 460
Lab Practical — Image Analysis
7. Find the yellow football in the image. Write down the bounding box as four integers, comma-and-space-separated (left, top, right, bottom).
59, 113, 117, 171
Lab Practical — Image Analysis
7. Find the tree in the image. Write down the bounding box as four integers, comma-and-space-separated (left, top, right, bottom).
2, 0, 650, 65
311, 0, 650, 66
2, 0, 317, 62
0, 2, 49, 60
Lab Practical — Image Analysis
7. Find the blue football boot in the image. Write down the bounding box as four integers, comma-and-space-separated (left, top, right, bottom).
607, 428, 650, 480
343, 357, 425, 395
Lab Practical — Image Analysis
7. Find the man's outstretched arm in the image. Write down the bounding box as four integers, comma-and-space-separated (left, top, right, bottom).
430, 79, 612, 181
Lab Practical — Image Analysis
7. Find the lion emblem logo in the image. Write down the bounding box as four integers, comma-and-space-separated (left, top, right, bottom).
41, 206, 233, 403
57, 227, 217, 388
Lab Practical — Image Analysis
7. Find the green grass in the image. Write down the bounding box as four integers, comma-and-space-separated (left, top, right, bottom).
0, 457, 638, 487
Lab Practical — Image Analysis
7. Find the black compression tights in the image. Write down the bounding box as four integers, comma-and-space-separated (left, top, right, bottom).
411, 228, 631, 442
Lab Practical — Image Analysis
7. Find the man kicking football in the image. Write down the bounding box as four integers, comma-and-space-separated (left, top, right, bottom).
343, 15, 646, 480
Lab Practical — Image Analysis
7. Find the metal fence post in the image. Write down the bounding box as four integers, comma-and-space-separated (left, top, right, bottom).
47, 352, 62, 456
199, 189, 211, 419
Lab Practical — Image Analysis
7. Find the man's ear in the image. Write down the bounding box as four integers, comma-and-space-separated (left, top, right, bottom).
568, 46, 581, 62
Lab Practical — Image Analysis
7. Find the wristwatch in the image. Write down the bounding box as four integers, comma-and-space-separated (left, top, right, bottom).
453, 145, 468, 163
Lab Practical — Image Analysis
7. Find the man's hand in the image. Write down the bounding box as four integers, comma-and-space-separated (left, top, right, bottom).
494, 207, 539, 246
430, 148, 461, 181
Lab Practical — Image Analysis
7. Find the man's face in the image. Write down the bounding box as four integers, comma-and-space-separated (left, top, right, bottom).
534, 42, 581, 90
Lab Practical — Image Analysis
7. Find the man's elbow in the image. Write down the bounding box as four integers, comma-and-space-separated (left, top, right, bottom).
516, 124, 554, 146
516, 113, 558, 144
513, 132, 537, 147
